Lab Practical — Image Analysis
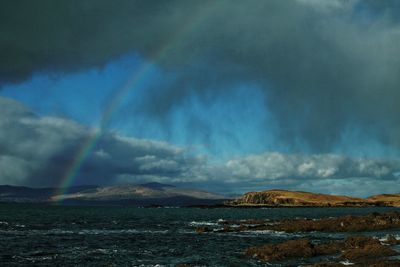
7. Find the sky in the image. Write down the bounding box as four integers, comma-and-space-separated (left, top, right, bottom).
1, 0, 400, 196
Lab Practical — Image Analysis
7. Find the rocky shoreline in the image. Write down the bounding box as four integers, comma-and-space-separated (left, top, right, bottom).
196, 211, 400, 233
246, 235, 400, 266
194, 211, 400, 266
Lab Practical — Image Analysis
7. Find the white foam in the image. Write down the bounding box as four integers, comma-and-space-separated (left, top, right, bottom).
77, 229, 169, 235
379, 234, 400, 242
47, 229, 74, 234
136, 264, 167, 267
243, 230, 285, 234
339, 260, 355, 265
1, 228, 169, 235
188, 221, 218, 226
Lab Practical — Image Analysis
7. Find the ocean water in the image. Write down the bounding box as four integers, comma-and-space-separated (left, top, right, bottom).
0, 204, 399, 266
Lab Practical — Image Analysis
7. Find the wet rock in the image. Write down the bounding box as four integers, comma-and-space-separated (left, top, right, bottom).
245, 235, 399, 264
305, 263, 346, 267
245, 238, 346, 262
339, 243, 397, 262
272, 212, 400, 233
343, 235, 380, 248
245, 238, 315, 261
362, 262, 400, 267
307, 260, 400, 267
337, 235, 398, 263
195, 226, 209, 234
314, 241, 344, 255
385, 234, 400, 245
202, 212, 400, 233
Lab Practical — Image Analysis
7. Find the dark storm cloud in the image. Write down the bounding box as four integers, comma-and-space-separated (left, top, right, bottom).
1, 0, 400, 151
0, 0, 212, 84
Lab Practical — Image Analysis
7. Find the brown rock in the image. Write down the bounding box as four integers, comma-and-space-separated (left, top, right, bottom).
245, 235, 399, 264
340, 243, 397, 262
245, 238, 315, 261
307, 260, 400, 267
195, 226, 209, 234
385, 234, 400, 245
343, 235, 380, 249
210, 212, 400, 233
314, 241, 344, 255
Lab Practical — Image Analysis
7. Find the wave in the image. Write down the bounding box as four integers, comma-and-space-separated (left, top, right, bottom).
0, 228, 170, 235
379, 234, 400, 242
188, 221, 219, 226
76, 229, 169, 235
339, 260, 355, 266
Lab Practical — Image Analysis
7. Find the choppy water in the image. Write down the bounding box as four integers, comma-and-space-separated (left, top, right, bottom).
0, 204, 399, 266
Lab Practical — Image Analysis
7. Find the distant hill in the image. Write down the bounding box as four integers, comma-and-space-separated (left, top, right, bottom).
0, 183, 227, 206
227, 189, 400, 207
139, 182, 176, 190
0, 185, 97, 202
3, 185, 399, 207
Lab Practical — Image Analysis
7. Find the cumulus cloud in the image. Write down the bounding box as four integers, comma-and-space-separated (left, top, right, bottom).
0, 97, 201, 186
225, 152, 400, 182
0, 96, 399, 196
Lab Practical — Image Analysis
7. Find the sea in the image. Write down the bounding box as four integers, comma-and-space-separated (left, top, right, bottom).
0, 204, 399, 266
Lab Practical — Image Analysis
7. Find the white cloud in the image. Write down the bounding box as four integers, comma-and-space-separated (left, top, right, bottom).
0, 96, 399, 196
224, 152, 399, 182
0, 97, 197, 186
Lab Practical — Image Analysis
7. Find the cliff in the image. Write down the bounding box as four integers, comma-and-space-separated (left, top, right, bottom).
227, 189, 400, 207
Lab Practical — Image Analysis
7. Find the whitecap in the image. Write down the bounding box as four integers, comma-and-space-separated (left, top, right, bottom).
242, 230, 301, 237
77, 229, 169, 235
339, 260, 355, 265
379, 234, 400, 242
188, 221, 218, 226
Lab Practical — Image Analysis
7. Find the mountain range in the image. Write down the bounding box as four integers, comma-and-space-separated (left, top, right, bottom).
2, 184, 399, 207
0, 182, 227, 206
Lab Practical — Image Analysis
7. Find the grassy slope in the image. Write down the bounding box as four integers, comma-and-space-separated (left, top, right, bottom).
230, 189, 400, 207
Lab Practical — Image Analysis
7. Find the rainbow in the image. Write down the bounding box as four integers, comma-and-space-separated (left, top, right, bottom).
54, 3, 218, 200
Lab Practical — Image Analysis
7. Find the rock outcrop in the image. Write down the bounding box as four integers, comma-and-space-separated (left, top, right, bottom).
196, 211, 400, 233
246, 235, 399, 265
226, 189, 400, 207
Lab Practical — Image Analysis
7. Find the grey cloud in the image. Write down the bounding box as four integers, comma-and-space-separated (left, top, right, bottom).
224, 152, 400, 182
0, 97, 199, 186
294, 177, 400, 197
2, 0, 400, 151
1, 96, 399, 196
0, 0, 202, 84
